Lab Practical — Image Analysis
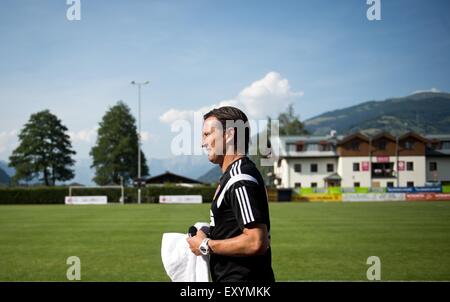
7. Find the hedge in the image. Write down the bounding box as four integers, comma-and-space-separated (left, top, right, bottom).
300, 187, 314, 195
0, 187, 67, 205
327, 187, 342, 194
0, 185, 217, 205
354, 187, 370, 193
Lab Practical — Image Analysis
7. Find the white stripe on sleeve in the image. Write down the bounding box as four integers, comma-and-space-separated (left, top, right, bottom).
241, 186, 255, 222
235, 188, 248, 224
238, 187, 251, 224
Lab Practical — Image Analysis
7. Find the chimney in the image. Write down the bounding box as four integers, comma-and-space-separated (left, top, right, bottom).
330, 130, 337, 138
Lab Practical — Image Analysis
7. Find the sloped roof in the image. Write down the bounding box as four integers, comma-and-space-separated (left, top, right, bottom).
324, 173, 342, 181
144, 171, 204, 184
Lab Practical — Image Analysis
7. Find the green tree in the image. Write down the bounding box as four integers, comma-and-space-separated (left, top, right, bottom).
249, 105, 308, 187
277, 104, 309, 135
9, 110, 76, 186
90, 101, 149, 185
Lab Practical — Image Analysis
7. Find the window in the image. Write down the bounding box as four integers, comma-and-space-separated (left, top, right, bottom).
353, 162, 360, 171
406, 162, 414, 171
407, 181, 414, 187
310, 164, 318, 173
287, 144, 296, 152
322, 144, 332, 151
296, 144, 303, 152
387, 182, 394, 188
378, 140, 386, 150
351, 141, 360, 151
442, 141, 450, 149
311, 182, 317, 188
327, 163, 334, 172
430, 162, 437, 171
404, 140, 415, 150
306, 144, 319, 151
372, 162, 395, 178
354, 182, 360, 188
294, 164, 302, 173
294, 182, 302, 188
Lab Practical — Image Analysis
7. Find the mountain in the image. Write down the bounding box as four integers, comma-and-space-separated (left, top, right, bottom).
0, 156, 214, 186
0, 167, 10, 185
0, 160, 13, 186
198, 165, 222, 183
71, 158, 96, 186
304, 92, 450, 136
4, 91, 448, 186
1, 159, 96, 186
0, 160, 15, 177
149, 155, 215, 179
66, 156, 215, 186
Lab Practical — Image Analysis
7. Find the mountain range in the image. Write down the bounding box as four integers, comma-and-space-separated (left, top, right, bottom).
0, 156, 216, 186
0, 161, 12, 185
1, 91, 449, 185
0, 167, 10, 185
304, 92, 450, 136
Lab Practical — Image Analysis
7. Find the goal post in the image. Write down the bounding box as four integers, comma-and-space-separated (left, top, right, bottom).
68, 185, 125, 204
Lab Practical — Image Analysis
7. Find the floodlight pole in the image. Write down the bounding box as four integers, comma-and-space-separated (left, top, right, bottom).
131, 80, 149, 204
120, 175, 124, 204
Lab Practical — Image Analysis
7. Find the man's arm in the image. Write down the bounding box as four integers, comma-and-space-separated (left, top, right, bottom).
187, 223, 270, 257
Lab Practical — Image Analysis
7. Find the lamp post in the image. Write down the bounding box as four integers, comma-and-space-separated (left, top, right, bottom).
131, 80, 149, 204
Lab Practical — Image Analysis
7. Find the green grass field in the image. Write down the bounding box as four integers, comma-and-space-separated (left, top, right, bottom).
1, 202, 450, 281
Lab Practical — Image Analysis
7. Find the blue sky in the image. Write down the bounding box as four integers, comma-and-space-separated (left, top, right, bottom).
1, 0, 450, 162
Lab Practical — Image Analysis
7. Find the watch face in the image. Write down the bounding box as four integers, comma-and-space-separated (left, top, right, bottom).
199, 239, 209, 255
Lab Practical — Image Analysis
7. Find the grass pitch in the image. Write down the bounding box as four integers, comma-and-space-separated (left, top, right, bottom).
0, 201, 449, 281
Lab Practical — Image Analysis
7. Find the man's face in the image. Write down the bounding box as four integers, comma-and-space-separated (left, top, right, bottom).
202, 117, 225, 164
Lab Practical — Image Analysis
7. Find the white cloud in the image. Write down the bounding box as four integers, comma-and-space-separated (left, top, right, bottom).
68, 127, 98, 143
0, 130, 18, 157
68, 126, 155, 144
412, 87, 441, 94
237, 71, 303, 118
159, 108, 196, 124
159, 71, 303, 124
141, 131, 156, 142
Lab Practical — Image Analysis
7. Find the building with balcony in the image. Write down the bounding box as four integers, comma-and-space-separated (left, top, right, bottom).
273, 131, 450, 189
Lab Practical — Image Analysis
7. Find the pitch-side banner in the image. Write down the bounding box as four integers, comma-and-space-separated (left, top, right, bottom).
406, 193, 450, 201
343, 193, 405, 202
159, 195, 203, 204
65, 196, 108, 205
298, 194, 342, 202
387, 186, 442, 193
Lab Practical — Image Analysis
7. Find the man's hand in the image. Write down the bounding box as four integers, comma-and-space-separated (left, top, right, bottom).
187, 229, 207, 256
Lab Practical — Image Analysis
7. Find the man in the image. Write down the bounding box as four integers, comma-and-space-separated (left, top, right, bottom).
187, 106, 275, 282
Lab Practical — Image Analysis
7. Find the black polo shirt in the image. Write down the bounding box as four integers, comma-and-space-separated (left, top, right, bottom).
209, 156, 274, 282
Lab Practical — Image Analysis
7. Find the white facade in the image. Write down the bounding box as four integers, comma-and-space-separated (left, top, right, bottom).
396, 156, 426, 187
273, 135, 341, 189
275, 157, 338, 188
273, 135, 437, 189
426, 157, 450, 183
281, 155, 428, 188
338, 156, 371, 187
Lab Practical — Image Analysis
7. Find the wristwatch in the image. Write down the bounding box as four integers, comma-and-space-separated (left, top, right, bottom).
199, 238, 211, 255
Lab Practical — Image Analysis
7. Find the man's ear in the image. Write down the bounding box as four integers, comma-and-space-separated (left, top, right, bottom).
225, 128, 235, 145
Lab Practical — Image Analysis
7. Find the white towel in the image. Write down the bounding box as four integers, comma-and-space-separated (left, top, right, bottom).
161, 222, 210, 282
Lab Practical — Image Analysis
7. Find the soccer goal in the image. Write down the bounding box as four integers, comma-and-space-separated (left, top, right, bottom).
68, 185, 125, 204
